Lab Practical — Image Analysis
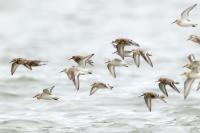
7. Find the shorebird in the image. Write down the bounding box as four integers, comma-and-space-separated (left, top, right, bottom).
68, 53, 95, 68
132, 48, 153, 67
157, 77, 180, 97
114, 48, 153, 67
112, 38, 140, 59
182, 71, 200, 99
10, 58, 46, 75
89, 82, 113, 96
105, 58, 128, 78
60, 66, 92, 91
172, 3, 197, 27
139, 92, 166, 112
183, 54, 200, 72
188, 35, 200, 45
33, 86, 59, 100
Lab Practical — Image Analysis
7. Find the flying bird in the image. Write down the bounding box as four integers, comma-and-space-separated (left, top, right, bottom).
188, 35, 200, 45
183, 54, 200, 72
89, 82, 113, 96
105, 58, 128, 78
60, 66, 92, 91
182, 71, 200, 99
33, 86, 58, 100
140, 92, 166, 112
157, 77, 180, 97
112, 38, 140, 59
68, 53, 95, 68
172, 3, 197, 27
10, 58, 46, 75
132, 48, 153, 67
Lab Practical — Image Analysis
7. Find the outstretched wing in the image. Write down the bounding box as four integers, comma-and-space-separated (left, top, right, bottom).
11, 63, 19, 75
159, 83, 168, 97
90, 86, 98, 96
49, 86, 55, 94
196, 82, 200, 91
169, 82, 180, 93
133, 54, 140, 67
82, 54, 95, 67
33, 94, 40, 98
144, 95, 152, 112
116, 44, 125, 59
184, 78, 195, 99
181, 3, 197, 20
130, 40, 140, 47
72, 73, 81, 91
23, 64, 32, 70
140, 52, 153, 67
43, 89, 51, 94
146, 53, 153, 67
107, 64, 116, 78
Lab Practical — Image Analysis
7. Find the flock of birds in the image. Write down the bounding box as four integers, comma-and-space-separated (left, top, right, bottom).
8, 3, 200, 112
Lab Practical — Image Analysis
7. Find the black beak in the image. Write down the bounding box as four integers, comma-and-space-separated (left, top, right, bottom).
171, 20, 176, 24
68, 57, 73, 60
9, 60, 14, 63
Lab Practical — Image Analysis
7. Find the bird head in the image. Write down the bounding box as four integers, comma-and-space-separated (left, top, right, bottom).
156, 77, 162, 82
9, 58, 19, 63
68, 56, 76, 60
107, 84, 114, 90
183, 63, 191, 68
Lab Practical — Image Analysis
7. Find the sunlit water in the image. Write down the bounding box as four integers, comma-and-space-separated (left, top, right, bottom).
0, 0, 200, 132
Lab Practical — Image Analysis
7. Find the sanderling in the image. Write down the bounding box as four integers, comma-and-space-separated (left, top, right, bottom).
10, 58, 46, 75
140, 92, 166, 112
112, 38, 139, 59
68, 53, 94, 68
182, 71, 200, 99
132, 48, 153, 67
89, 81, 113, 96
33, 86, 58, 100
188, 35, 200, 45
172, 3, 197, 27
157, 77, 180, 97
183, 54, 200, 72
105, 58, 128, 78
60, 66, 92, 91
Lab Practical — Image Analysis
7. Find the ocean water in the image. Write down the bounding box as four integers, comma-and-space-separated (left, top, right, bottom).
0, 0, 200, 132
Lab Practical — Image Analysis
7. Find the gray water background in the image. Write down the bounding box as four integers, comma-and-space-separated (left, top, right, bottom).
0, 0, 200, 132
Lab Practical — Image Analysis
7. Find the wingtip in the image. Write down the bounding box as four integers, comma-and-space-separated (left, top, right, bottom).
184, 96, 187, 100
148, 108, 151, 112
